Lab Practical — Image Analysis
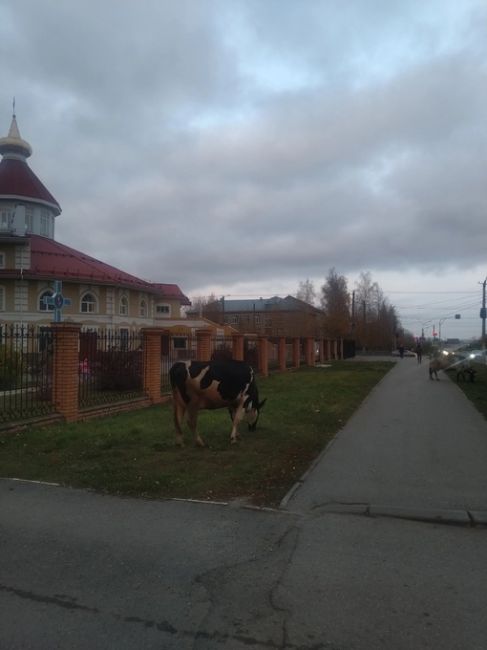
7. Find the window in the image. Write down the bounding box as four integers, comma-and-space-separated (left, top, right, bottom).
0, 205, 13, 231
39, 290, 54, 311
173, 337, 187, 349
0, 286, 4, 311
40, 209, 50, 236
25, 207, 33, 233
119, 296, 129, 316
119, 328, 129, 351
140, 300, 147, 317
156, 304, 170, 316
81, 292, 97, 313
0, 252, 4, 269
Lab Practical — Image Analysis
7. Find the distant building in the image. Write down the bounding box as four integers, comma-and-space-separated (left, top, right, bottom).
0, 112, 199, 334
190, 295, 326, 338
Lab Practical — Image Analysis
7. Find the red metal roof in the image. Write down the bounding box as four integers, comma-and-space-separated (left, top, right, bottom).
0, 157, 61, 213
151, 283, 192, 303
20, 235, 191, 303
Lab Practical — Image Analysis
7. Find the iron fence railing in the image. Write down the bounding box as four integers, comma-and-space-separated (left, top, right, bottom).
0, 325, 55, 423
211, 336, 234, 361
161, 334, 197, 393
1, 326, 349, 426
79, 329, 144, 409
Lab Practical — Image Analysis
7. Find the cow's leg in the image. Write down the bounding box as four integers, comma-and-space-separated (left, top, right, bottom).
230, 405, 245, 444
187, 406, 205, 447
173, 391, 187, 447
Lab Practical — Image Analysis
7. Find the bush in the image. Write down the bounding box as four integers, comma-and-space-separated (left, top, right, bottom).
0, 345, 22, 390
95, 350, 143, 392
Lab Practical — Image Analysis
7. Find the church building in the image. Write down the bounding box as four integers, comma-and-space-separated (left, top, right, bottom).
0, 113, 195, 335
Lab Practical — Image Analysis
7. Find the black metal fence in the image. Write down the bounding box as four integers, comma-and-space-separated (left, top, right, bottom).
160, 334, 197, 393
0, 324, 55, 424
160, 335, 238, 393
1, 326, 353, 427
78, 329, 145, 409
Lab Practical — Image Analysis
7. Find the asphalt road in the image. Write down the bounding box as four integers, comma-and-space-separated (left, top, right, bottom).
1, 357, 486, 649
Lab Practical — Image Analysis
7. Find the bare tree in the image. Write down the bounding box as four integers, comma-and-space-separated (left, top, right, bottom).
187, 293, 218, 318
354, 272, 401, 350
295, 278, 316, 305
320, 268, 351, 338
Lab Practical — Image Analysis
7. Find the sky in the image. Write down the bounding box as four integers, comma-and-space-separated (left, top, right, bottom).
1, 0, 486, 340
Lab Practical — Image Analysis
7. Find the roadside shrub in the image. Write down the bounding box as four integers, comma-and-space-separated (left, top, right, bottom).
0, 345, 22, 390
95, 350, 143, 392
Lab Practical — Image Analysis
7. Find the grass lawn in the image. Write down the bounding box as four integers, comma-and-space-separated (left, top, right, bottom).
0, 361, 393, 506
448, 362, 487, 420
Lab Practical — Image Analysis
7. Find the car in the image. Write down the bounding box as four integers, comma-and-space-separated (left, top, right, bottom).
466, 349, 487, 361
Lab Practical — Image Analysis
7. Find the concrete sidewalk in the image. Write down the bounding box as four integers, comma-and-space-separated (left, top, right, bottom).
283, 356, 487, 518
2, 357, 487, 649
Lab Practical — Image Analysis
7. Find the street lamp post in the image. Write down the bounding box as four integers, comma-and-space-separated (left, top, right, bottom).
438, 314, 461, 343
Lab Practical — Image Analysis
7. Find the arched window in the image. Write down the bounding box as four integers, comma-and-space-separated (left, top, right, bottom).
119, 295, 129, 316
81, 292, 97, 314
39, 290, 54, 311
140, 299, 147, 317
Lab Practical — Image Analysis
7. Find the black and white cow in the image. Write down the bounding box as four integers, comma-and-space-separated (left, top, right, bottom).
169, 359, 266, 446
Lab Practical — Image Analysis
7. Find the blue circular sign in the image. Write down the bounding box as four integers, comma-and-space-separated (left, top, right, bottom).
54, 293, 64, 309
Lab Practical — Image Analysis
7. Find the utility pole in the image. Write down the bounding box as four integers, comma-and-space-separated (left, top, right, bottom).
362, 299, 366, 351
351, 290, 355, 334
481, 278, 487, 362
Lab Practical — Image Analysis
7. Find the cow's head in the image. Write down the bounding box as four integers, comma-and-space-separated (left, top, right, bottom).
245, 398, 267, 431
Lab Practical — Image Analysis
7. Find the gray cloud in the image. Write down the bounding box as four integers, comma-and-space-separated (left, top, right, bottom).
1, 0, 486, 334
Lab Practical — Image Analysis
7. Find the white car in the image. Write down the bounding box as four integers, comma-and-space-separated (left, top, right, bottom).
466, 349, 487, 360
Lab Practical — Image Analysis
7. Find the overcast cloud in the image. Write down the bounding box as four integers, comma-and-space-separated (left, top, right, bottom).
1, 0, 486, 338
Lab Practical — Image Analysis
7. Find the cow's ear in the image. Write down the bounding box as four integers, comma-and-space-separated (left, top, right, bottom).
258, 398, 267, 410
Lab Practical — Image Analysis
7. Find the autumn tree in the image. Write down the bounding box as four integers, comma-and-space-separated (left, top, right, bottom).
320, 268, 351, 338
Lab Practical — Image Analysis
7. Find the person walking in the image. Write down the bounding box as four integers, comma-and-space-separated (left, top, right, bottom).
415, 342, 423, 364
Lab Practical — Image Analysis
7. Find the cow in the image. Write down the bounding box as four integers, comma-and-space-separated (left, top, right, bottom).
428, 350, 473, 381
429, 357, 442, 380
169, 359, 266, 446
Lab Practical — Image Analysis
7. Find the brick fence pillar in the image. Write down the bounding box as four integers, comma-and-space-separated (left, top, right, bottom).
232, 334, 244, 361
51, 323, 81, 422
305, 337, 315, 367
292, 337, 300, 368
258, 337, 269, 377
196, 330, 212, 361
142, 328, 164, 403
278, 337, 286, 371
